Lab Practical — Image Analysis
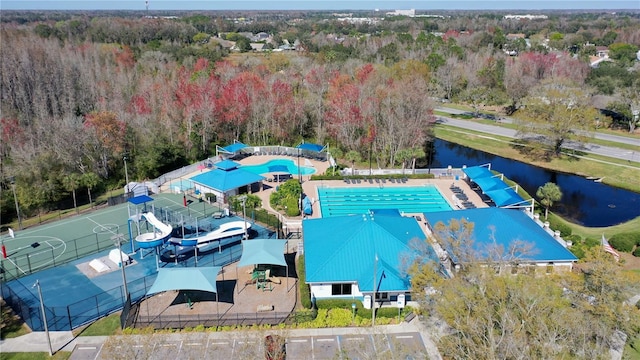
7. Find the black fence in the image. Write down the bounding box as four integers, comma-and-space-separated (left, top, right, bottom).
134, 311, 292, 329
0, 244, 246, 331
1, 232, 128, 281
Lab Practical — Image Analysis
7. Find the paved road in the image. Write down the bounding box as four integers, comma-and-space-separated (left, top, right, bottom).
434, 108, 640, 163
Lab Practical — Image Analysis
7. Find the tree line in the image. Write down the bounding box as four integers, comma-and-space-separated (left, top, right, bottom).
1, 11, 639, 223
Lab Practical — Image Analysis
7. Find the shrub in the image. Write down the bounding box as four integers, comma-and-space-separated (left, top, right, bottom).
316, 299, 357, 310
548, 218, 572, 237
297, 256, 312, 309
284, 196, 300, 216
609, 233, 637, 253
633, 247, 640, 257
565, 234, 582, 244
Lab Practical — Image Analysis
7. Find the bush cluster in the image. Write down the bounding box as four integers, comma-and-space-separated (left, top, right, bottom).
547, 217, 572, 237
297, 256, 312, 309
609, 232, 640, 253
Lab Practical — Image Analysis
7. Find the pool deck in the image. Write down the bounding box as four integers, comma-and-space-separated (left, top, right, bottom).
235, 154, 487, 229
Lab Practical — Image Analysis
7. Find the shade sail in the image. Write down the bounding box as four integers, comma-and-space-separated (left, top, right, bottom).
296, 143, 326, 152
146, 267, 221, 295
237, 239, 286, 268
462, 165, 493, 180
220, 142, 247, 153
485, 187, 525, 207
474, 176, 506, 192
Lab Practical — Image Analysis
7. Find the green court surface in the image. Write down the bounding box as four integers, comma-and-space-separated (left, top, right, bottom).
1, 192, 221, 279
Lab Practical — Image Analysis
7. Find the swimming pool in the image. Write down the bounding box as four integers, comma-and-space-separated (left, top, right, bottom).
241, 159, 316, 176
318, 186, 452, 217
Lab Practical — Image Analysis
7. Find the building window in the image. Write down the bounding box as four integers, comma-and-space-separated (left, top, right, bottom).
331, 284, 352, 296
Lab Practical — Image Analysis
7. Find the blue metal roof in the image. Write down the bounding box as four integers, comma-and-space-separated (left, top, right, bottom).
215, 159, 240, 171
303, 213, 436, 293
296, 142, 326, 152
423, 208, 577, 263
190, 168, 265, 192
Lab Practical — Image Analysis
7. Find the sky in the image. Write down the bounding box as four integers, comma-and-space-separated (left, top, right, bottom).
2, 0, 638, 11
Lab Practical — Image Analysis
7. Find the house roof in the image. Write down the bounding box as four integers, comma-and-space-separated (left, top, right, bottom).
303, 213, 435, 293
190, 165, 265, 192
423, 208, 578, 263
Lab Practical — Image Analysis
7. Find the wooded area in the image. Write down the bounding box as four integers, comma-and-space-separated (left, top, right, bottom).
1, 10, 639, 223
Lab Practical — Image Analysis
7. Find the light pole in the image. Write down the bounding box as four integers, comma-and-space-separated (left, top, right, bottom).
239, 195, 248, 239
123, 155, 130, 195
10, 177, 22, 230
297, 147, 302, 214
372, 253, 377, 327
111, 234, 129, 304
33, 280, 53, 356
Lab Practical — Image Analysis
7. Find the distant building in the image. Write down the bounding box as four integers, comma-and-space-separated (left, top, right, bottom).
504, 14, 548, 20
386, 9, 416, 17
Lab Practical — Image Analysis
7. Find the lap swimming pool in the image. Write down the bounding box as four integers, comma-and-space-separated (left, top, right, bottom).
241, 159, 316, 176
318, 185, 452, 217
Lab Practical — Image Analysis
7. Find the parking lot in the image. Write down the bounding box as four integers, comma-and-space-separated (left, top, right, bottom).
69, 331, 429, 359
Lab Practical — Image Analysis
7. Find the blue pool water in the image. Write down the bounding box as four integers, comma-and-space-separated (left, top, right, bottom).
241, 159, 316, 176
318, 186, 452, 217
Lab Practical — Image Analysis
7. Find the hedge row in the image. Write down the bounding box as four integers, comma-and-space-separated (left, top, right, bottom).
297, 256, 312, 309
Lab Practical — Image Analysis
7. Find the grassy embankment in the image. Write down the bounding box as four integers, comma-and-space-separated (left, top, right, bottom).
433, 125, 640, 239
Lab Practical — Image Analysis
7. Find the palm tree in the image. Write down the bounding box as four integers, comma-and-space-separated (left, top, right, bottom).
81, 172, 101, 208
409, 147, 426, 174
536, 182, 562, 220
345, 150, 362, 176
63, 173, 81, 214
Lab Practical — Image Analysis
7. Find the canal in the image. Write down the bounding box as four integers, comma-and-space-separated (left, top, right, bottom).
425, 139, 640, 227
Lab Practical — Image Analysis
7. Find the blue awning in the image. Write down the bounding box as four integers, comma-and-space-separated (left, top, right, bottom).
463, 165, 493, 180
296, 143, 326, 152
474, 176, 506, 192
485, 188, 525, 207
237, 239, 287, 268
220, 142, 247, 153
146, 267, 221, 295
128, 195, 154, 205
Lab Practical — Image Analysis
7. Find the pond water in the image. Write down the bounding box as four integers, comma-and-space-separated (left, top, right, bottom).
424, 139, 640, 227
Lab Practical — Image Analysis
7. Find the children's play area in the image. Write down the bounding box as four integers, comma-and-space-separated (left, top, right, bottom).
1, 192, 278, 331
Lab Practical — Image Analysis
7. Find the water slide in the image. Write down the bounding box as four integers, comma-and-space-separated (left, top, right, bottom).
134, 213, 174, 248
169, 221, 251, 247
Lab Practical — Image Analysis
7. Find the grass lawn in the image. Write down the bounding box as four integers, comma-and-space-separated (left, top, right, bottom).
434, 125, 640, 239
625, 336, 640, 360
1, 300, 30, 339
434, 126, 640, 193
74, 313, 122, 337
0, 353, 71, 360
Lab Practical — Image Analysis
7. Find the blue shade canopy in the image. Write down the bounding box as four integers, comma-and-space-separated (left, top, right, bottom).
128, 195, 154, 205
146, 267, 221, 295
485, 188, 525, 207
296, 143, 326, 152
220, 142, 247, 153
463, 165, 524, 208
463, 165, 493, 179
237, 239, 286, 268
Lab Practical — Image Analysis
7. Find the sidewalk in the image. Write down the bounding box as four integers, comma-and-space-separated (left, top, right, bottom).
0, 317, 441, 359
